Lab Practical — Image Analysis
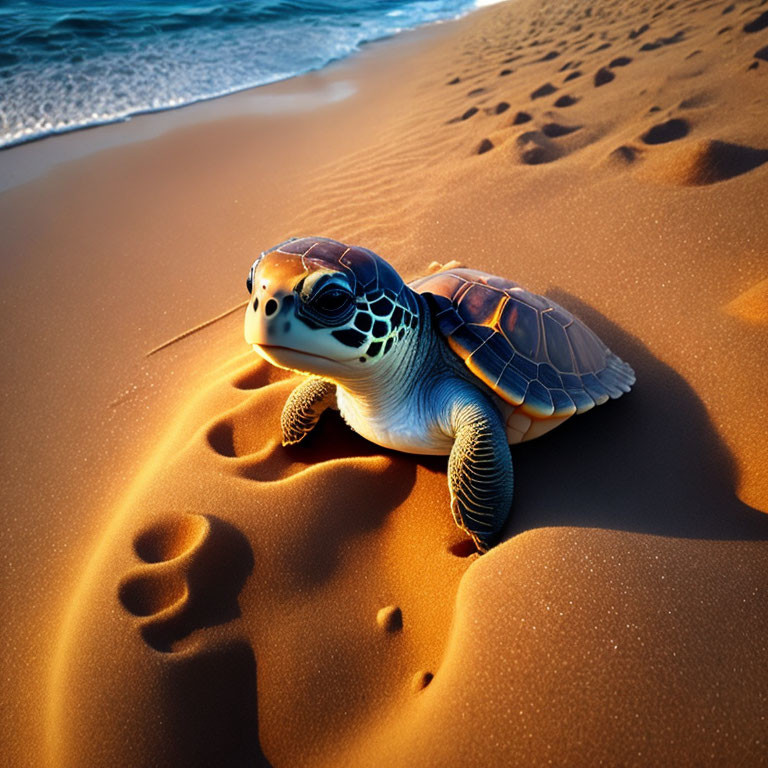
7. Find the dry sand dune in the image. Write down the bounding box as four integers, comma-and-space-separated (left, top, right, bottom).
2, 0, 768, 765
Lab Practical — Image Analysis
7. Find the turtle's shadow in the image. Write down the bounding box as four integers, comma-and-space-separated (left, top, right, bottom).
503, 290, 768, 542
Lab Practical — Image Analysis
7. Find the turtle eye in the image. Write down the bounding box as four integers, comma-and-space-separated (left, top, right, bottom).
312, 288, 352, 315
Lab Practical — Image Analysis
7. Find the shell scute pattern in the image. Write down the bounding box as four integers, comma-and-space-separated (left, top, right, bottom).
542, 313, 575, 371
410, 267, 635, 420
457, 283, 501, 325
502, 298, 539, 359
497, 365, 528, 406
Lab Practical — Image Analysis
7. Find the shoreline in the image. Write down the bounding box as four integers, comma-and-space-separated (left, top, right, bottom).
0, 5, 489, 193
0, 0, 501, 154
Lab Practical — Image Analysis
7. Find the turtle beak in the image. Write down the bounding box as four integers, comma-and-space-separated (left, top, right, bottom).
244, 250, 307, 347
244, 280, 294, 347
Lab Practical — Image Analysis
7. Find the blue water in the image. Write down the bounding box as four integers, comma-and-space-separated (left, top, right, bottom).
0, 0, 481, 148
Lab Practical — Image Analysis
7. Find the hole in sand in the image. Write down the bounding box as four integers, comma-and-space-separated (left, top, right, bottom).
744, 10, 768, 33
554, 94, 578, 107
134, 515, 209, 564
207, 420, 237, 458
530, 82, 558, 99
412, 670, 434, 692
516, 132, 560, 165
594, 67, 615, 86
641, 118, 689, 144
541, 122, 581, 138
449, 539, 480, 558
118, 572, 187, 617
476, 138, 494, 155
512, 110, 533, 125
609, 145, 640, 164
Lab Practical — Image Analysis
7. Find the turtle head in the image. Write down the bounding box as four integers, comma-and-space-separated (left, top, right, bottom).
244, 237, 421, 380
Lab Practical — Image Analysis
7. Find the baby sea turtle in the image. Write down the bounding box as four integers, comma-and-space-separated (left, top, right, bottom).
244, 237, 635, 551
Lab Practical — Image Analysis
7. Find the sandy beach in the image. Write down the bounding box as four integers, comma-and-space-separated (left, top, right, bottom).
1, 0, 767, 764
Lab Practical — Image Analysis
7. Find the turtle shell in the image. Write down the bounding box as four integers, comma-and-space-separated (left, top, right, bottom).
410, 268, 635, 421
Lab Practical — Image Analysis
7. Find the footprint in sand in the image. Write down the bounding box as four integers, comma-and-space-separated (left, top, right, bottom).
559, 59, 583, 72
554, 94, 579, 107
203, 363, 415, 575
447, 106, 479, 124
118, 514, 253, 652
512, 110, 533, 125
641, 118, 689, 144
609, 55, 632, 67
530, 82, 558, 99
594, 66, 616, 86
541, 122, 582, 138
639, 30, 686, 51
743, 10, 768, 33
515, 130, 563, 165
564, 70, 582, 81
535, 49, 561, 62
476, 138, 494, 155
58, 358, 432, 765
608, 144, 643, 165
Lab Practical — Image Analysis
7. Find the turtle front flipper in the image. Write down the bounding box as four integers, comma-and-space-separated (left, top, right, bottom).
281, 377, 337, 446
448, 400, 514, 552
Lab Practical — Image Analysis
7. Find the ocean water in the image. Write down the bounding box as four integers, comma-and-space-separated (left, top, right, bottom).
0, 0, 484, 149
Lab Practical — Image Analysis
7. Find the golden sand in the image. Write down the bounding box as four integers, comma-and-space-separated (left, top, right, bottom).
1, 0, 767, 765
